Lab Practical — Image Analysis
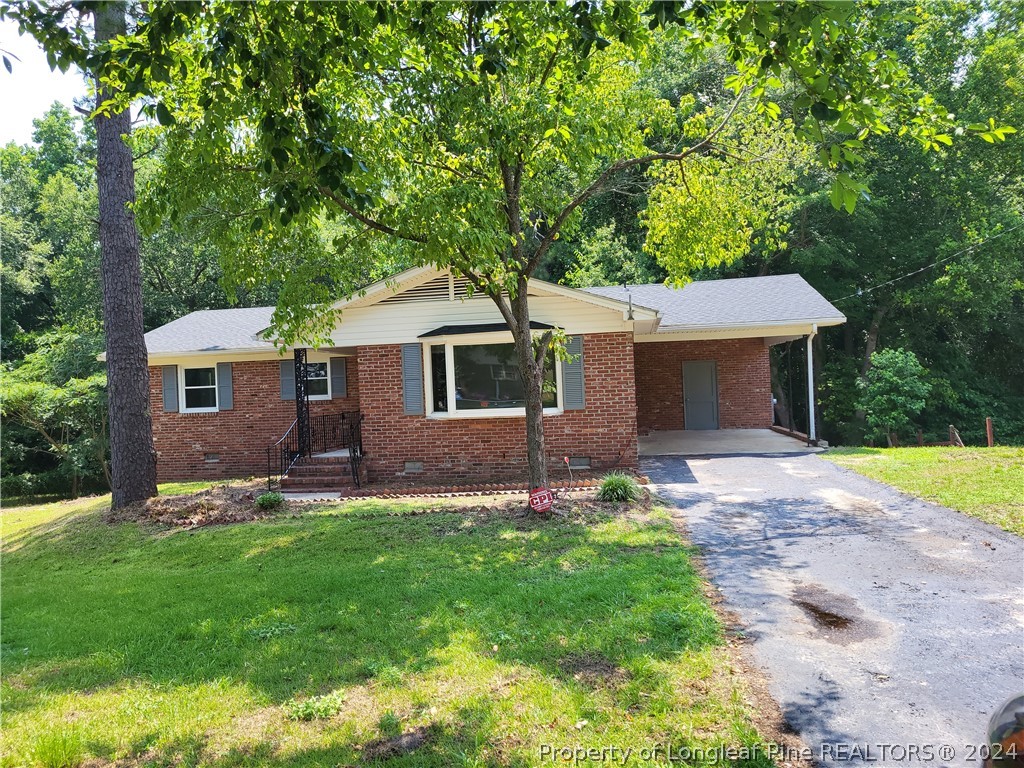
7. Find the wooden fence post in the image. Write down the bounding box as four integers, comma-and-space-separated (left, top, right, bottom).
948, 425, 965, 448
986, 417, 994, 448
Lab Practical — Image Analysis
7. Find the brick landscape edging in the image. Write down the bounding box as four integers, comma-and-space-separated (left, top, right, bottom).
284, 475, 652, 500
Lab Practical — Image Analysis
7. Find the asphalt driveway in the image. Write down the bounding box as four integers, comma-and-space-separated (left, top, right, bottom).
645, 452, 1023, 767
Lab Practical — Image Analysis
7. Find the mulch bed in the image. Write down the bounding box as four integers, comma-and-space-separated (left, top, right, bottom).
105, 475, 653, 529
107, 481, 272, 528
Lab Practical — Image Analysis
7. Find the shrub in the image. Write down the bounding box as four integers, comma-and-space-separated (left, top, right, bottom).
255, 491, 284, 510
30, 727, 84, 768
285, 690, 345, 721
858, 348, 931, 445
596, 473, 641, 502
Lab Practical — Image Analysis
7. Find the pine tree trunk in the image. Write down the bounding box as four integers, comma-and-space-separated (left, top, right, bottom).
510, 283, 549, 492
94, 1, 158, 509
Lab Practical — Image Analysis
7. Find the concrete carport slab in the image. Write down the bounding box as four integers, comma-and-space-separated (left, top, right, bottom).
639, 428, 822, 457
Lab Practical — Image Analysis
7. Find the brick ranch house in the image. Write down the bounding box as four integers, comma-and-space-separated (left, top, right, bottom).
135, 266, 844, 488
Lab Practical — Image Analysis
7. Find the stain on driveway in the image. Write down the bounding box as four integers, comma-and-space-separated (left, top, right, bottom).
645, 452, 1023, 766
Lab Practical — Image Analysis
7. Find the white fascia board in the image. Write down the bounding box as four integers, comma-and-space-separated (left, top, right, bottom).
655, 315, 845, 333
137, 348, 285, 365
143, 347, 354, 367
635, 319, 842, 343
527, 278, 661, 320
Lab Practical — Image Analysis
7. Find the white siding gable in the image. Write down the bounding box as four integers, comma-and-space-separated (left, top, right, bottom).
326, 277, 636, 346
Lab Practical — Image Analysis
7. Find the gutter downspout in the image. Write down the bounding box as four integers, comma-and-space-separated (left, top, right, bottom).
806, 323, 818, 445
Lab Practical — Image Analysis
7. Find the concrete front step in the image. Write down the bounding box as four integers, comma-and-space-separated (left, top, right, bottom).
280, 475, 356, 490
287, 464, 356, 476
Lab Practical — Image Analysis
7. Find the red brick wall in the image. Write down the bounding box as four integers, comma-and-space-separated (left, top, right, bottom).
357, 332, 638, 482
633, 338, 772, 433
150, 359, 360, 481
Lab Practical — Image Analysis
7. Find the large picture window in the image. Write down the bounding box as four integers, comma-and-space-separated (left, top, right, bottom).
182, 367, 217, 412
428, 341, 558, 416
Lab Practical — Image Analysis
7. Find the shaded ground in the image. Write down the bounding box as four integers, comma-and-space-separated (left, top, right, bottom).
646, 452, 1024, 768
2, 489, 782, 768
825, 446, 1024, 536
639, 428, 820, 458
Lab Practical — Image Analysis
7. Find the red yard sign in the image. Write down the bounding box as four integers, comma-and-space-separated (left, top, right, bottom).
529, 487, 554, 513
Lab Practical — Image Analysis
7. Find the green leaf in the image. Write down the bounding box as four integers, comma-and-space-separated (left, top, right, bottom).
155, 102, 176, 126
829, 179, 843, 210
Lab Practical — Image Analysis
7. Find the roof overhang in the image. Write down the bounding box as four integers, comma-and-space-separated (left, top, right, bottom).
419, 321, 554, 338
635, 317, 844, 343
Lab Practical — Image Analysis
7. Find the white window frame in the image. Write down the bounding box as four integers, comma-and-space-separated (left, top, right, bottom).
423, 334, 563, 419
180, 365, 219, 414
304, 360, 331, 401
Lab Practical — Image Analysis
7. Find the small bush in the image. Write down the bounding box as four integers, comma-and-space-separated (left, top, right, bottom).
596, 473, 641, 503
255, 491, 284, 510
30, 728, 84, 768
285, 690, 345, 721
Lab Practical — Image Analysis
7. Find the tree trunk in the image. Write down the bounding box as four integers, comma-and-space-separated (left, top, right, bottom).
861, 303, 890, 377
855, 302, 890, 435
509, 280, 549, 492
94, 1, 158, 509
769, 347, 790, 428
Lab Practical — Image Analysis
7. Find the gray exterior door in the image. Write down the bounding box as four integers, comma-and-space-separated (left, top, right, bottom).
683, 361, 719, 430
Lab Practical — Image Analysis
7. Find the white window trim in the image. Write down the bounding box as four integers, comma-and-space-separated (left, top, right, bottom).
179, 365, 219, 414
305, 360, 331, 401
423, 336, 564, 420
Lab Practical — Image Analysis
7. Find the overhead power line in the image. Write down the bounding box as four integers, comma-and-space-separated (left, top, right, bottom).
831, 222, 1023, 303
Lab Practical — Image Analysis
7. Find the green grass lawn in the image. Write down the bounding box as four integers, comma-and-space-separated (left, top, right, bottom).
1, 486, 773, 768
824, 446, 1024, 536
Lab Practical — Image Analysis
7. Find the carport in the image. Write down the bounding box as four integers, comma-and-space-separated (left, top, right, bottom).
585, 275, 846, 445
638, 428, 822, 456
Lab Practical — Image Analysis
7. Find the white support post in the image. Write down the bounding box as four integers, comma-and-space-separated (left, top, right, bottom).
806, 324, 818, 444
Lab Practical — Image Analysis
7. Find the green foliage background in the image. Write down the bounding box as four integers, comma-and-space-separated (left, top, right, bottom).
2, 2, 1021, 497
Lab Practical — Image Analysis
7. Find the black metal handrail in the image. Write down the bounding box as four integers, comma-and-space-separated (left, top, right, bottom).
345, 413, 365, 486
266, 412, 364, 490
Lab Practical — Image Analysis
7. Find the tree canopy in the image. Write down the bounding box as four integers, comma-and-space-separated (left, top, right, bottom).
1, 0, 1020, 494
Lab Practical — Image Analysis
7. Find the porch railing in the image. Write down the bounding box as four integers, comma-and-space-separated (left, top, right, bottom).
266, 411, 364, 491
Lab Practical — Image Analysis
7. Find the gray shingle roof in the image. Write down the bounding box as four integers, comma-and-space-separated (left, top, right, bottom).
143, 306, 277, 354
142, 274, 843, 355
583, 274, 845, 329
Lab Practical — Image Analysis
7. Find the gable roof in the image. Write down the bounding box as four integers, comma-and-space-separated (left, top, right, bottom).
583, 274, 845, 330
333, 265, 656, 319
142, 306, 278, 356
134, 271, 844, 359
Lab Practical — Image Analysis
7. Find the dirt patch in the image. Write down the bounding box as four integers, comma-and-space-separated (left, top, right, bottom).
107, 481, 274, 528
558, 653, 631, 688
790, 584, 884, 645
361, 725, 436, 761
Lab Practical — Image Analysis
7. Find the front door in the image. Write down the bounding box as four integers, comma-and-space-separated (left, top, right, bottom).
683, 361, 719, 430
